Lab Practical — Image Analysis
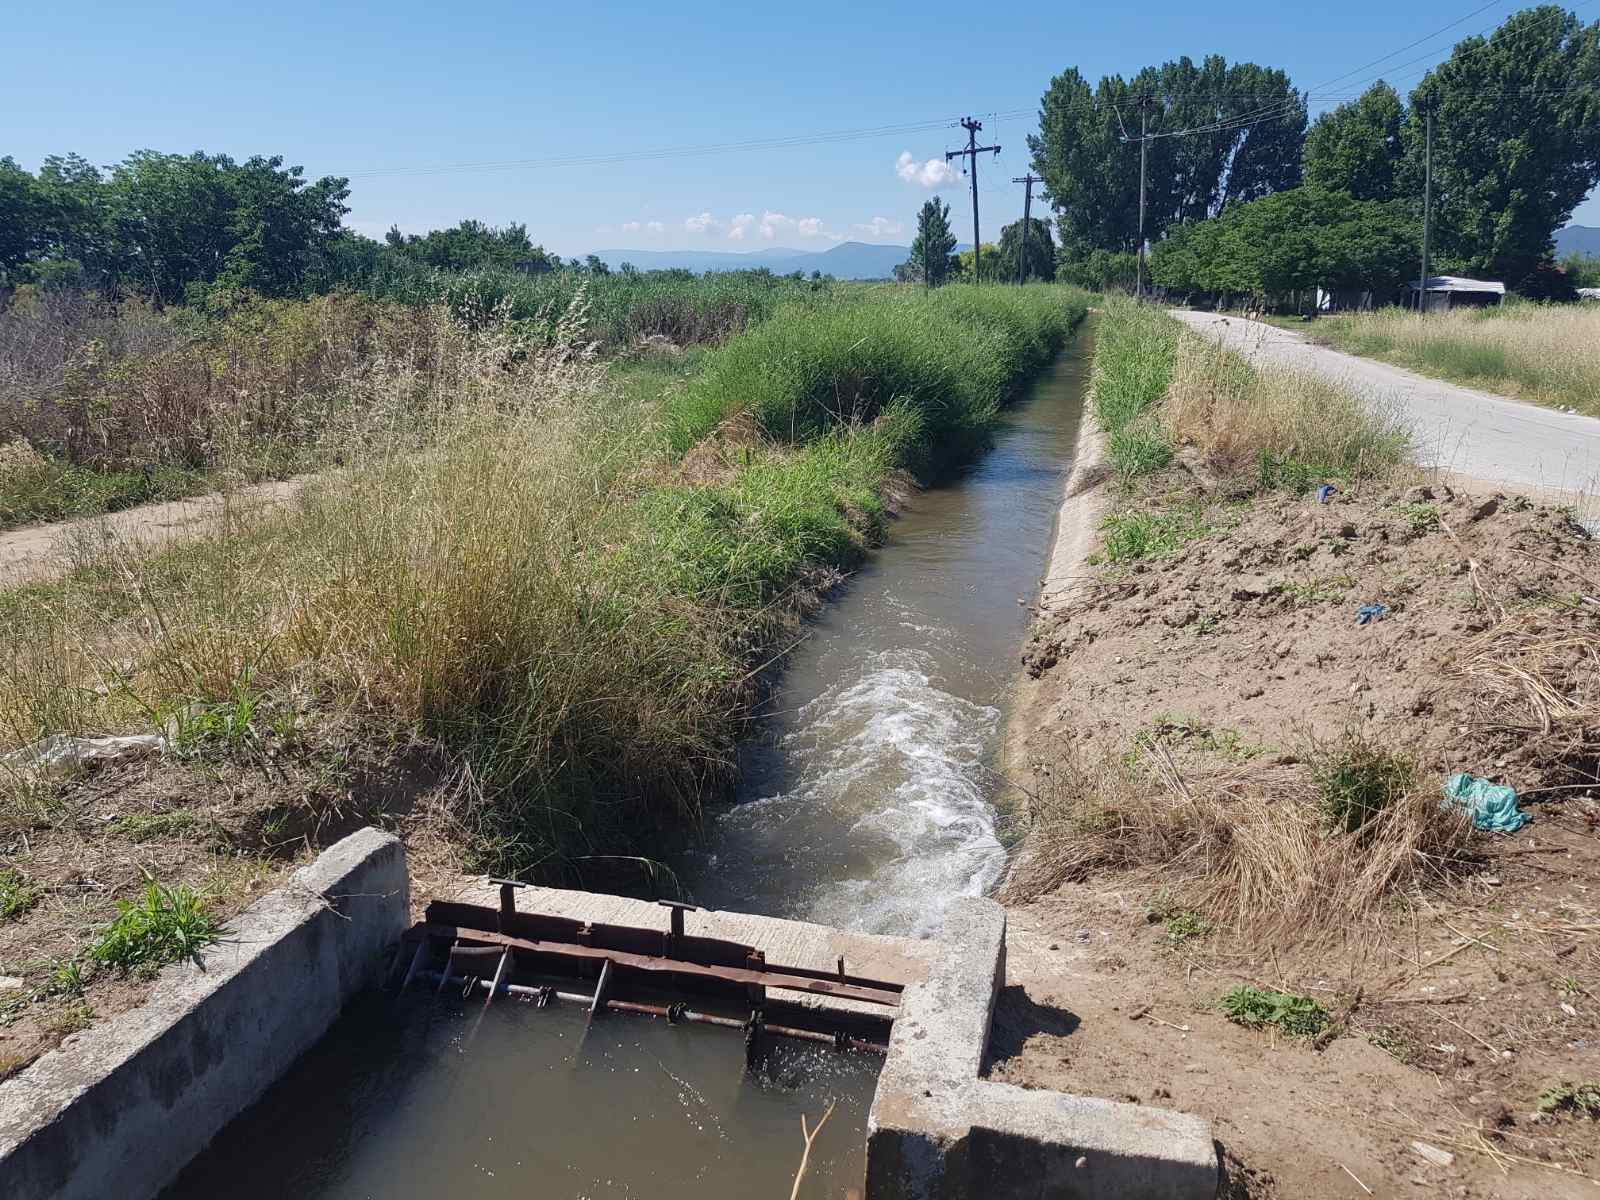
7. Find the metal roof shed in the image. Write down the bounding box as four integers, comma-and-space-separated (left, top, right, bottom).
1406, 275, 1506, 312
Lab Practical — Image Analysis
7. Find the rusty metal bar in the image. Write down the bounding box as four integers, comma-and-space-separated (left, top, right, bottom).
420, 922, 900, 1008
424, 972, 886, 1055
588, 959, 614, 1025
397, 939, 430, 993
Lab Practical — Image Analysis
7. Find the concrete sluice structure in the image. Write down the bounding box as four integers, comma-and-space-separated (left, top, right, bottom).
0, 832, 1219, 1199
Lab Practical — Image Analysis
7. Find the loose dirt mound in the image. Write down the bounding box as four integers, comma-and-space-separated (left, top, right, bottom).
1004, 477, 1600, 1197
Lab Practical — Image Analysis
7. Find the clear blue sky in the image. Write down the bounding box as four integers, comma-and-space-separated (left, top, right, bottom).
6, 0, 1597, 256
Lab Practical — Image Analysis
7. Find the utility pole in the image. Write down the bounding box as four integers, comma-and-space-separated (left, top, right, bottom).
1135, 95, 1155, 298
1418, 100, 1434, 313
1012, 174, 1040, 285
947, 117, 1000, 283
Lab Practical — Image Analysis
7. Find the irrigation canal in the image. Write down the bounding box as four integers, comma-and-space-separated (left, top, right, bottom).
161, 331, 1092, 1200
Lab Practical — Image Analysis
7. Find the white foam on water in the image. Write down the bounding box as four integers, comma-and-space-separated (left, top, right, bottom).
719, 648, 1003, 937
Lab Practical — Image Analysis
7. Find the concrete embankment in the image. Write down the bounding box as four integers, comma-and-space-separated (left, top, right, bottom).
0, 828, 407, 1200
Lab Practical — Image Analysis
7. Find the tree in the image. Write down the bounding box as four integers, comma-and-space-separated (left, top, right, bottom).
584, 254, 610, 275
386, 220, 553, 273
1150, 186, 1419, 305
954, 244, 999, 281
1030, 57, 1306, 256
908, 197, 958, 286
1402, 6, 1600, 286
992, 216, 1056, 283
0, 157, 41, 281
1303, 82, 1405, 201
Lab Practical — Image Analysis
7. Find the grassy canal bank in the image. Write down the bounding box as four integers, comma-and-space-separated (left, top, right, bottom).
0, 283, 1087, 1075
1002, 297, 1600, 1196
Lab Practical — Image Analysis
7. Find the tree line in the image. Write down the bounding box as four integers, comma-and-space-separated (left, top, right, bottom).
0, 151, 627, 305
1026, 5, 1600, 302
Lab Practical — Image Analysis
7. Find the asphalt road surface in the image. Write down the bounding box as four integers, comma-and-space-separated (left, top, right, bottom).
1170, 310, 1600, 500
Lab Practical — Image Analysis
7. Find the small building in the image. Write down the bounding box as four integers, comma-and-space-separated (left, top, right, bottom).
1579, 287, 1600, 302
1406, 275, 1505, 312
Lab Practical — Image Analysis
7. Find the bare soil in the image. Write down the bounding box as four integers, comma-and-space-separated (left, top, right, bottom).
0, 477, 305, 586
0, 730, 459, 1080
1002, 475, 1600, 1196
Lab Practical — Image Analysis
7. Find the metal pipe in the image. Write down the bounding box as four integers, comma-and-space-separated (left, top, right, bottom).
419, 972, 886, 1055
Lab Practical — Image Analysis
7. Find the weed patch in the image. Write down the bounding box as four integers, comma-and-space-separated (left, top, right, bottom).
1312, 735, 1414, 833
1217, 985, 1330, 1038
1100, 503, 1214, 562
1538, 1081, 1600, 1119
0, 867, 41, 921
87, 879, 222, 974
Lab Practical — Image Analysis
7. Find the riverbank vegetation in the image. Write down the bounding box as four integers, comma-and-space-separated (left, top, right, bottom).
1005, 296, 1600, 1192
0, 283, 1087, 1075
0, 272, 828, 530
1301, 302, 1600, 417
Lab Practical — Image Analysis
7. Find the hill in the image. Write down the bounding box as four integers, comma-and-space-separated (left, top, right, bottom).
1557, 225, 1600, 258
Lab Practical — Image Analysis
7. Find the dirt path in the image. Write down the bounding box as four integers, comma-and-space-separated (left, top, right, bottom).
1171, 310, 1600, 499
0, 479, 307, 587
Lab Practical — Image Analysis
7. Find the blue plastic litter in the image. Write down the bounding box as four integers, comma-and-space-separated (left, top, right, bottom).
1356, 603, 1390, 625
1442, 772, 1531, 833
1316, 484, 1336, 504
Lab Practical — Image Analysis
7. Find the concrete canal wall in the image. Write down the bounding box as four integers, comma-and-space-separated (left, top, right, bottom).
0, 828, 408, 1200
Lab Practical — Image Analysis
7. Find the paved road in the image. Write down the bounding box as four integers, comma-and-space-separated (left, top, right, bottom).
1170, 310, 1600, 498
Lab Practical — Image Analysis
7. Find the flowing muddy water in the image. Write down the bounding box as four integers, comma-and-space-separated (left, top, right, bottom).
162, 334, 1090, 1200
680, 340, 1090, 936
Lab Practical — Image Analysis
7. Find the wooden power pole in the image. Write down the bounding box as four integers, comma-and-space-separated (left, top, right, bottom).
1418, 100, 1434, 312
1013, 174, 1040, 284
947, 117, 1000, 283
1135, 95, 1155, 297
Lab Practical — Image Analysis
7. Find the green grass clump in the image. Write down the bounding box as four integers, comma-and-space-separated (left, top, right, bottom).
1217, 985, 1330, 1038
0, 443, 208, 532
111, 809, 211, 843
1099, 502, 1214, 562
664, 284, 1086, 466
1313, 736, 1414, 833
87, 879, 222, 974
1538, 1081, 1600, 1119
1090, 298, 1178, 443
0, 867, 41, 921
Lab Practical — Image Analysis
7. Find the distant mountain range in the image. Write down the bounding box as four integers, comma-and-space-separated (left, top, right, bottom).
586, 241, 969, 280
1557, 225, 1600, 258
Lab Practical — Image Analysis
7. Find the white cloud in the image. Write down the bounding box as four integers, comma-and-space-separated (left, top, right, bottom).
620, 220, 642, 234
728, 212, 756, 241
796, 217, 824, 237
853, 216, 904, 238
758, 210, 793, 240
684, 211, 720, 234
646, 220, 664, 234
896, 150, 962, 188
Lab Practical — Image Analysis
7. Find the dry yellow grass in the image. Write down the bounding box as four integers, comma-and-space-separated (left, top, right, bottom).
1313, 303, 1600, 416
1166, 329, 1408, 481
1002, 735, 1476, 935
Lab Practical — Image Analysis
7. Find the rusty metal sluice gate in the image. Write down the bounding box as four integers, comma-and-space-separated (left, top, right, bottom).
391, 880, 902, 1061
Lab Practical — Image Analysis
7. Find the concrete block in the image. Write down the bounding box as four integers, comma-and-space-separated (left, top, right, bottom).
0, 827, 408, 1200
867, 897, 1218, 1200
